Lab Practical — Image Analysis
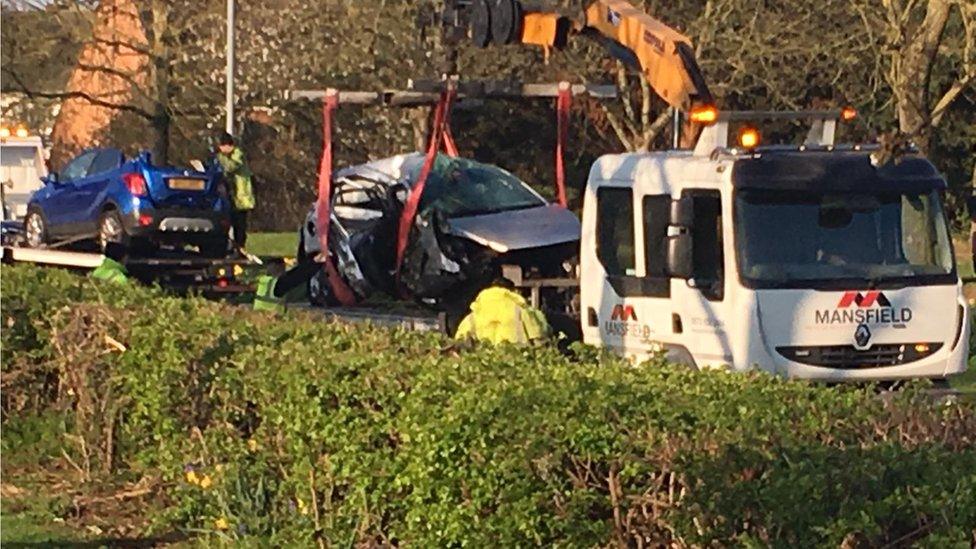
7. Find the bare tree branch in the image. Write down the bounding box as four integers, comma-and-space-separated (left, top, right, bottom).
3, 68, 152, 120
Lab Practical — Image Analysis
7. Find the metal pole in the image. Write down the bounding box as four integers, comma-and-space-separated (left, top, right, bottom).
225, 0, 235, 135
671, 107, 681, 149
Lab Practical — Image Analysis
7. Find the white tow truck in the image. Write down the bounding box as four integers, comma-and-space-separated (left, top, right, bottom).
579, 110, 967, 381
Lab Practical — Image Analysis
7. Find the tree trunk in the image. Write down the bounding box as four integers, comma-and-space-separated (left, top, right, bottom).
151, 108, 170, 165
148, 0, 172, 165
893, 0, 952, 153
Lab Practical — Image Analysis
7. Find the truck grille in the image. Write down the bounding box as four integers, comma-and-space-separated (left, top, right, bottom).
776, 343, 942, 369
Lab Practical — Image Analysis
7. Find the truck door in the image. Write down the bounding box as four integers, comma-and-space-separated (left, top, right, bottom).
670, 190, 733, 368
581, 185, 672, 355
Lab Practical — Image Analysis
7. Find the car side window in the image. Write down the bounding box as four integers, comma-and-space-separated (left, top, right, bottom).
60, 151, 97, 182
87, 150, 123, 177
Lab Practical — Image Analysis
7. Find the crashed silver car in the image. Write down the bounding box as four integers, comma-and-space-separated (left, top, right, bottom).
298, 153, 580, 307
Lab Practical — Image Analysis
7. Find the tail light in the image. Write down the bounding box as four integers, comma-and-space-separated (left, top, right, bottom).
123, 172, 148, 196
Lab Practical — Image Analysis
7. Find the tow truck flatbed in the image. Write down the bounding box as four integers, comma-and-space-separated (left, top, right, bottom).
2, 245, 256, 292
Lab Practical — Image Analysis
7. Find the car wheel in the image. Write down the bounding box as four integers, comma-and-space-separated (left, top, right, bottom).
98, 210, 129, 251
24, 208, 47, 248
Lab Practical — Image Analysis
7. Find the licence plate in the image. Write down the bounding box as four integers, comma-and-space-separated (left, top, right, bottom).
167, 178, 206, 191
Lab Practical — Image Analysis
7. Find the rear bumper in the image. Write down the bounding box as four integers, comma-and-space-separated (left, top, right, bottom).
123, 207, 229, 240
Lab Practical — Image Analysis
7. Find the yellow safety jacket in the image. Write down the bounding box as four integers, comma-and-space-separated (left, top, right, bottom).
455, 286, 550, 344
90, 257, 129, 284
253, 275, 285, 313
216, 147, 255, 211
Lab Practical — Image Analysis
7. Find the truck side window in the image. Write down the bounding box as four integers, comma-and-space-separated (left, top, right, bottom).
692, 192, 724, 301
596, 187, 635, 276
642, 195, 671, 297
643, 195, 670, 277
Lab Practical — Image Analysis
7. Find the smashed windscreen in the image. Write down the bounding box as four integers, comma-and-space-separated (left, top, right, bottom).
412, 155, 545, 217
735, 189, 954, 288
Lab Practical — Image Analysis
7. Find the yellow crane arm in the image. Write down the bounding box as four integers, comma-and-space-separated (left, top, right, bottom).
514, 0, 716, 120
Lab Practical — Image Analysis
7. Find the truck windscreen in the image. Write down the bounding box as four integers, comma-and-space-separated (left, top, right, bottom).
734, 189, 955, 289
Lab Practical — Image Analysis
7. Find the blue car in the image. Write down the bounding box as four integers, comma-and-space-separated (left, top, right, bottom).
24, 148, 231, 256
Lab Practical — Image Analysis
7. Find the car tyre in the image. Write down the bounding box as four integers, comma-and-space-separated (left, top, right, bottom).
98, 210, 129, 251
24, 208, 48, 248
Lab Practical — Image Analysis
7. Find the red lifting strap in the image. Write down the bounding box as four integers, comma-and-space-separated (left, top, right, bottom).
394, 85, 456, 290
554, 82, 571, 208
442, 124, 459, 157
315, 90, 357, 306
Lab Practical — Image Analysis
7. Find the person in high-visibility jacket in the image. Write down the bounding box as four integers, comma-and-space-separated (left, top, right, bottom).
215, 132, 255, 251
90, 242, 129, 284
455, 279, 550, 344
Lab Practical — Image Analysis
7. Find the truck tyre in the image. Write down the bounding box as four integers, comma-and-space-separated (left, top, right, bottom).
98, 210, 130, 251
24, 208, 48, 248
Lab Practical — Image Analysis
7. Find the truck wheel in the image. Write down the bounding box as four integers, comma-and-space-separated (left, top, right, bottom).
24, 208, 48, 248
98, 210, 129, 251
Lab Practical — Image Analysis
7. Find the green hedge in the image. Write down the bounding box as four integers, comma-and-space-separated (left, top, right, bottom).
2, 264, 975, 546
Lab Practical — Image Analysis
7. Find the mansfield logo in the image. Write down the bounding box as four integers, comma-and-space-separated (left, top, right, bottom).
610, 304, 637, 322
604, 304, 650, 339
815, 291, 912, 326
837, 291, 892, 308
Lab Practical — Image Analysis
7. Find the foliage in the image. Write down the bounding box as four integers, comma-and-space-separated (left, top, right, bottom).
3, 264, 975, 545
3, 1, 973, 230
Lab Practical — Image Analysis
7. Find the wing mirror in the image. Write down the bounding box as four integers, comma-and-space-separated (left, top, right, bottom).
42, 173, 60, 186
667, 196, 694, 279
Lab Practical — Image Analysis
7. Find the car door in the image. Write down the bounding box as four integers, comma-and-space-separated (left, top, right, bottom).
72, 149, 123, 234
44, 150, 97, 235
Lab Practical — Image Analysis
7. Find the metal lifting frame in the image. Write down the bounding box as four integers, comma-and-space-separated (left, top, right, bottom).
291, 79, 616, 301
692, 109, 852, 157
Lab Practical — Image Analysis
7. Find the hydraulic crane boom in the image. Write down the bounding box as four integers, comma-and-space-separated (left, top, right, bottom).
444, 0, 716, 122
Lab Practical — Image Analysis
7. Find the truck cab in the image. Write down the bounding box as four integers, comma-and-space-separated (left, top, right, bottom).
579, 111, 968, 381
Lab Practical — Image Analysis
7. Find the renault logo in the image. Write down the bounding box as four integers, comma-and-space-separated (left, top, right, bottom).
854, 323, 872, 350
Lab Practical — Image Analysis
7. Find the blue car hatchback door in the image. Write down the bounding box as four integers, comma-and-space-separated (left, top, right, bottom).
25, 148, 231, 257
